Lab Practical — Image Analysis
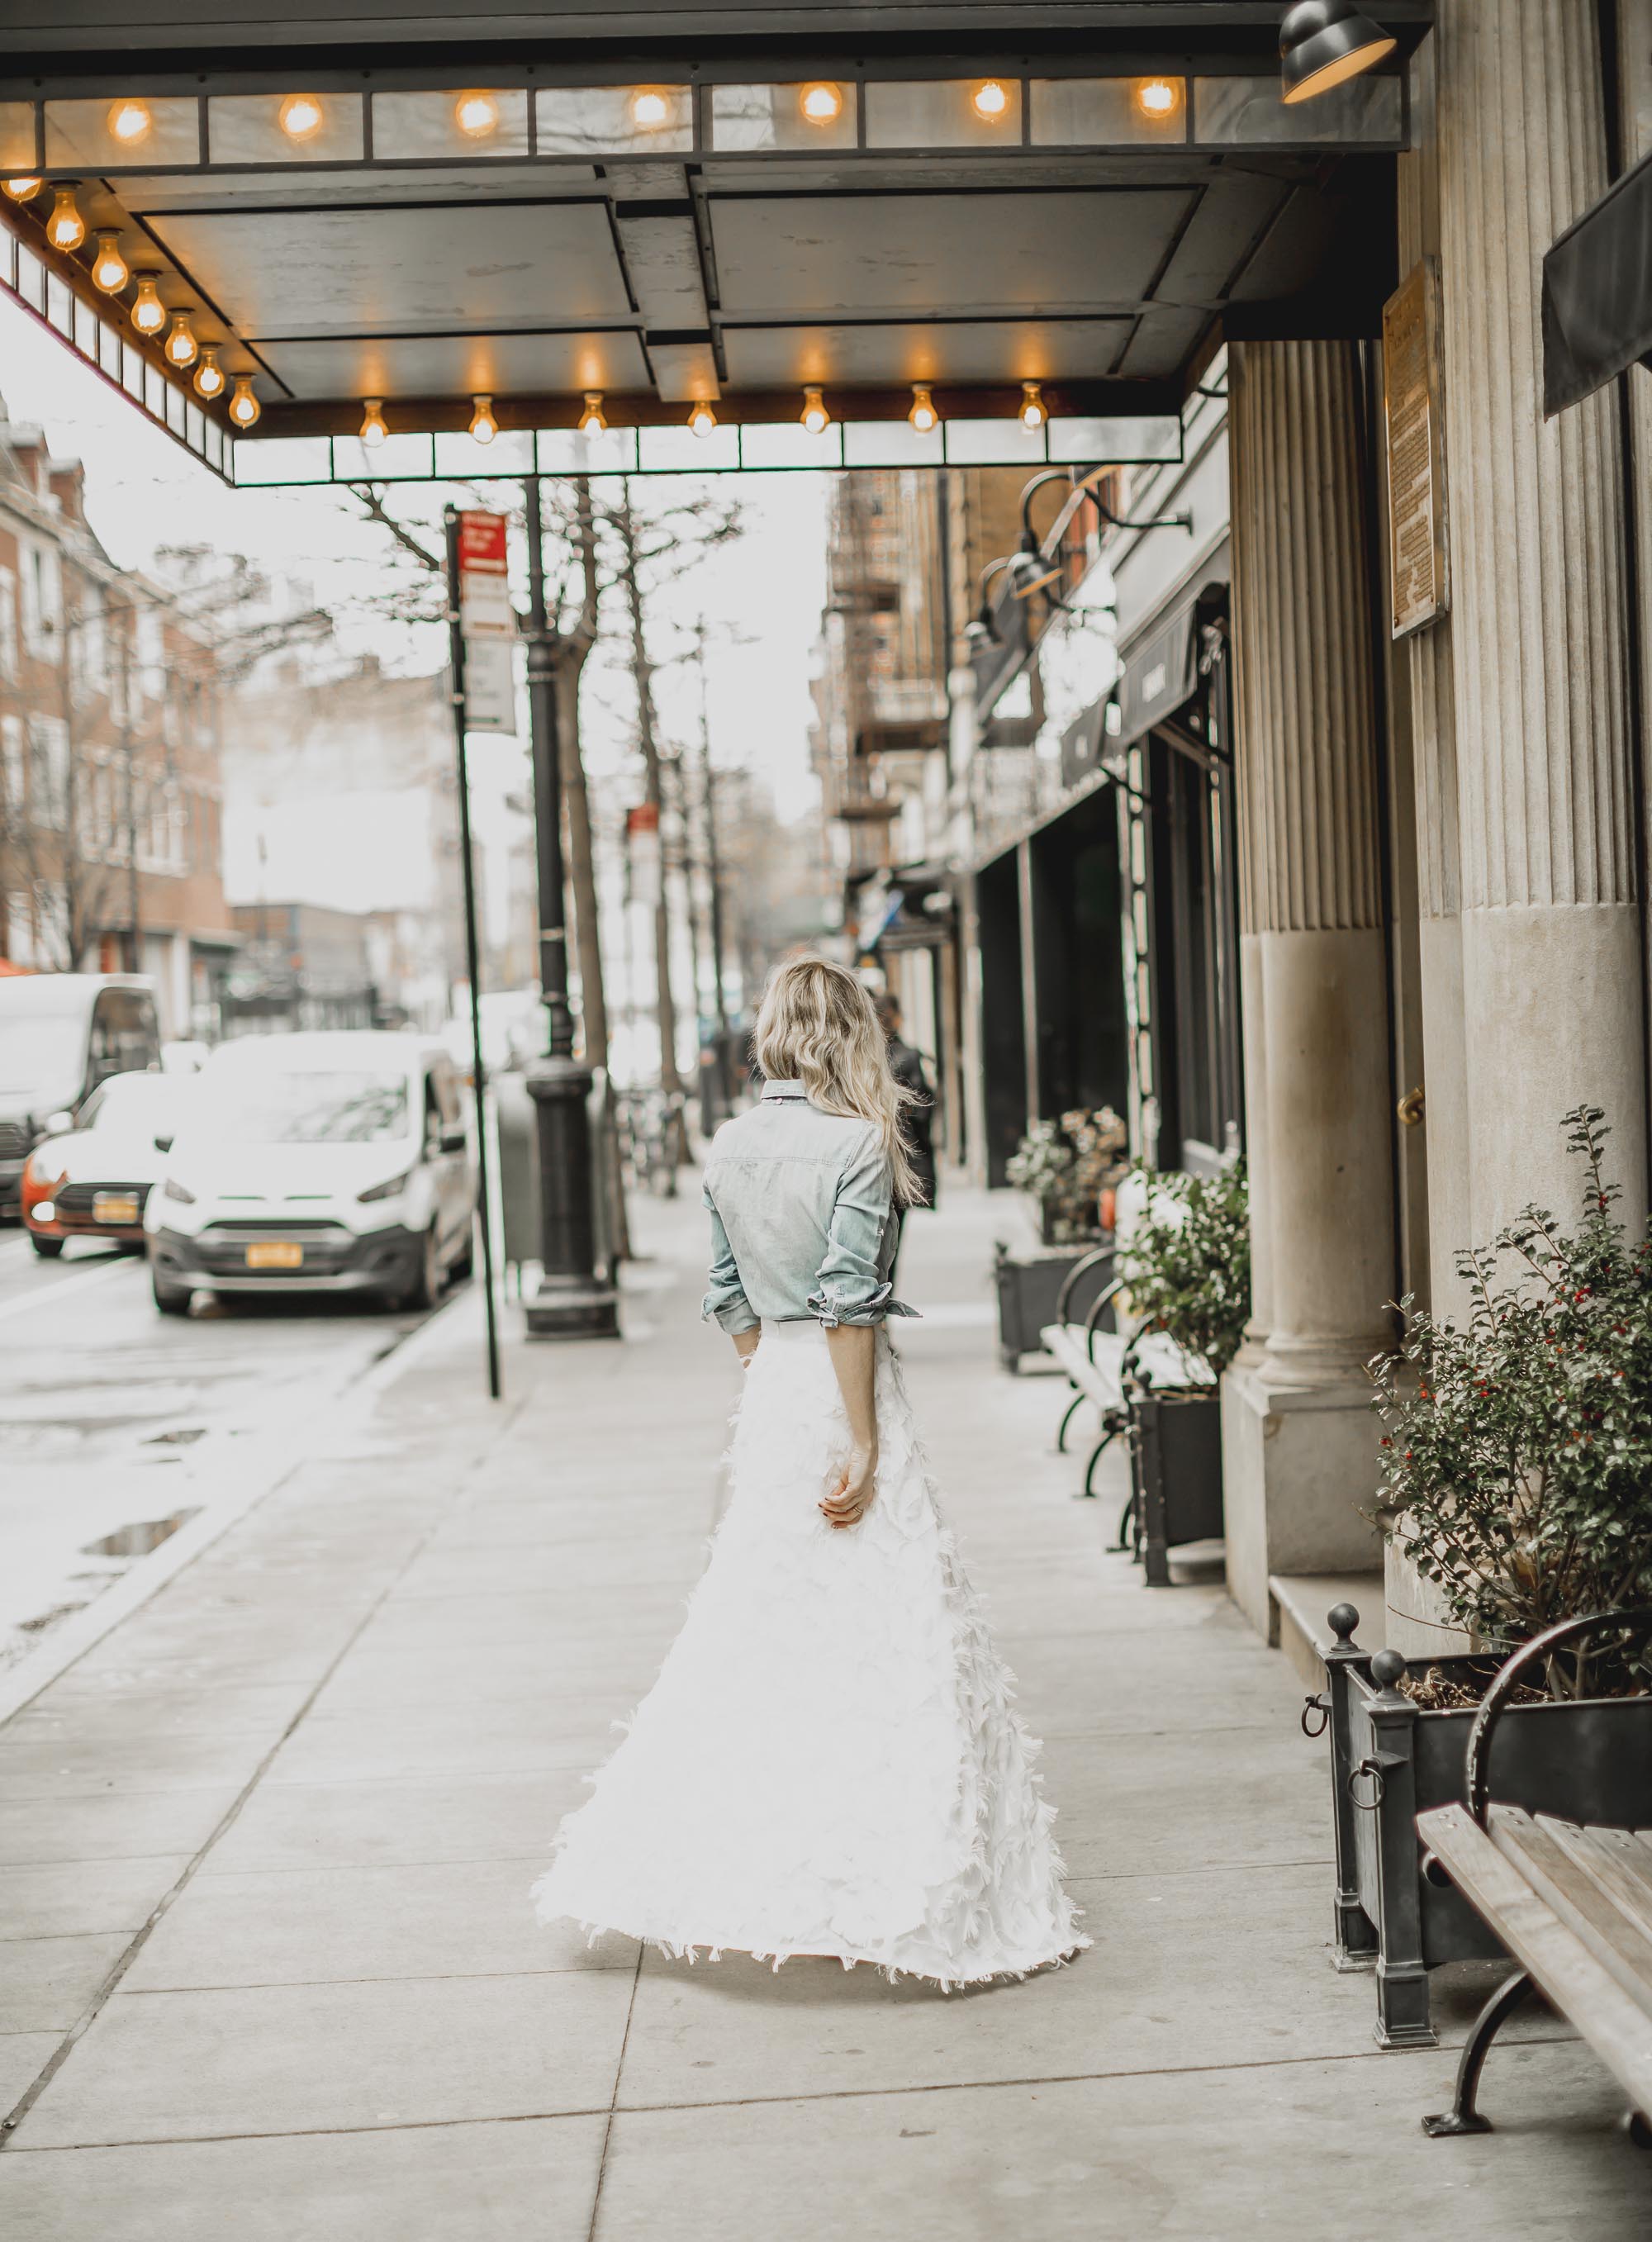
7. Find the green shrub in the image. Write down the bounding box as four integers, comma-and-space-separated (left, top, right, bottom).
1118, 1161, 1251, 1379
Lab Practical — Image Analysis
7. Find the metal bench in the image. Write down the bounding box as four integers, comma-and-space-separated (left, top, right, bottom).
1416, 1611, 1652, 2144
1038, 1242, 1213, 1514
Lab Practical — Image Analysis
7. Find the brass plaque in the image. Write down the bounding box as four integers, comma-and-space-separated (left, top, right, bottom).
1383, 257, 1449, 639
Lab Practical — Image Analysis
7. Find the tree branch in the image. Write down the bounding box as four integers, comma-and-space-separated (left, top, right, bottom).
346, 486, 443, 572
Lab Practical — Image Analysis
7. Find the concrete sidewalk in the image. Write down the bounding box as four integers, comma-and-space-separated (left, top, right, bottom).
1, 1187, 1645, 2238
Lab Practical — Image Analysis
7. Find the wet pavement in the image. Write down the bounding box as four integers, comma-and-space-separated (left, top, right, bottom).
0, 1226, 445, 1673
0, 1190, 1646, 2238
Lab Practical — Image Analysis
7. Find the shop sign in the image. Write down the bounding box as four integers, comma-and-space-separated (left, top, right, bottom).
626, 800, 661, 908
456, 509, 516, 733
1384, 258, 1449, 639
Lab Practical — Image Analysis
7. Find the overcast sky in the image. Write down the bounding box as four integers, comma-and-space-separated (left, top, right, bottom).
0, 294, 829, 829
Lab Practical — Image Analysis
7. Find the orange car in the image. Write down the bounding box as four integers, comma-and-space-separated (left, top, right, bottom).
21, 1071, 184, 1259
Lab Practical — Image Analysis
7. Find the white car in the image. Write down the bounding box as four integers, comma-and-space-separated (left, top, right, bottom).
145, 1032, 475, 1315
21, 1070, 187, 1258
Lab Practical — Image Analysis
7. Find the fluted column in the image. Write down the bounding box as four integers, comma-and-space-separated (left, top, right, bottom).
1222, 339, 1391, 1639
1435, 0, 1645, 1236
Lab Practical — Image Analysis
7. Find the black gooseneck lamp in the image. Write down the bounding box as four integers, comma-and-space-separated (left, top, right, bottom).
1279, 1, 1398, 106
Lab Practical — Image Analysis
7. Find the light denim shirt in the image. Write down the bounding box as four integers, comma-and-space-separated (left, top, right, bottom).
701, 1080, 918, 1334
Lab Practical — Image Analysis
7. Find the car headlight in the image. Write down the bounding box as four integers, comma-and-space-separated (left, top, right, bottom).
164, 1176, 197, 1204
358, 1169, 414, 1204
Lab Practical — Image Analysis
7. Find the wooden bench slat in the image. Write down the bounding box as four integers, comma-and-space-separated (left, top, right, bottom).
1538, 1818, 1652, 1952
1420, 1803, 1652, 2117
1491, 1810, 1652, 2023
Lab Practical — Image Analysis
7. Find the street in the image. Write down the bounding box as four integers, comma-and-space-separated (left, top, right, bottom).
0, 1226, 453, 1675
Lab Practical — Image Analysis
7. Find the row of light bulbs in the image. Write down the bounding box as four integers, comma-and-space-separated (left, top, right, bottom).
358, 379, 1049, 447
3, 175, 263, 425
0, 74, 1180, 164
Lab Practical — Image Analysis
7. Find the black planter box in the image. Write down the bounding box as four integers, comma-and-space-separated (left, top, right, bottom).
1127, 1389, 1223, 1584
991, 1239, 1109, 1372
1312, 1605, 1652, 2047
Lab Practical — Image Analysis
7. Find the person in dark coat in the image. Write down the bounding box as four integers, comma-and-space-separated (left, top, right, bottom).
875, 991, 936, 1293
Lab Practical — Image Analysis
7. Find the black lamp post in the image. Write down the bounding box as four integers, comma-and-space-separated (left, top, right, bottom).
520, 473, 620, 1340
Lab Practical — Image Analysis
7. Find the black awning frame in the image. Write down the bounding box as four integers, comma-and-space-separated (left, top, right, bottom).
1543, 145, 1652, 416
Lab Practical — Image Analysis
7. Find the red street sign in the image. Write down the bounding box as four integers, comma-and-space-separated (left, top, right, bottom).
458, 511, 507, 574
626, 802, 660, 836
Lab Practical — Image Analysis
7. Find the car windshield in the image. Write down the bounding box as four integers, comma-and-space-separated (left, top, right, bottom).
202, 1068, 411, 1145
81, 1075, 175, 1134
0, 1016, 83, 1095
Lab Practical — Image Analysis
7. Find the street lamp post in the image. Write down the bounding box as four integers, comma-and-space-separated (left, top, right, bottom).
520, 473, 620, 1341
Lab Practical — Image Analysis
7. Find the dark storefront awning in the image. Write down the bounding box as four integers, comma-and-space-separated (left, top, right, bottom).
1543, 147, 1652, 415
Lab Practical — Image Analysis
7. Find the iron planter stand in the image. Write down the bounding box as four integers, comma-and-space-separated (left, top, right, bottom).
1304, 1603, 1652, 2048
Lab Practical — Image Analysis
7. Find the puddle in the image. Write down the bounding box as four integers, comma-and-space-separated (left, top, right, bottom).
80, 1509, 202, 1560
142, 1427, 208, 1446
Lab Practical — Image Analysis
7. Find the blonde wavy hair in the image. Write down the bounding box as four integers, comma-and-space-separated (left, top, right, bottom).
753, 954, 924, 1206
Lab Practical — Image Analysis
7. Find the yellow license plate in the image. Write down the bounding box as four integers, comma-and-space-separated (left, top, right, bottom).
246, 1240, 304, 1270
93, 1193, 140, 1223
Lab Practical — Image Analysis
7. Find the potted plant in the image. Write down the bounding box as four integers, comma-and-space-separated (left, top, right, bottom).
1308, 1106, 1652, 2046
1113, 1161, 1249, 1581
993, 1109, 1125, 1371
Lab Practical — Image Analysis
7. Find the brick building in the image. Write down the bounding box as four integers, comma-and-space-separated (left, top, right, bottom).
0, 399, 237, 1035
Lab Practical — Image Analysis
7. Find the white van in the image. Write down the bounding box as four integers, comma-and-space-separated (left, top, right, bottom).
145, 1031, 474, 1314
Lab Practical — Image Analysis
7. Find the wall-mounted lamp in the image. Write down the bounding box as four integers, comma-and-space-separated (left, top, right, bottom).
454, 92, 499, 139
630, 89, 671, 130
1279, 1, 1397, 104
469, 393, 498, 444
278, 93, 325, 142
578, 392, 607, 433
129, 272, 166, 335
45, 183, 86, 254
800, 385, 831, 435
800, 83, 843, 126
163, 309, 198, 369
192, 347, 225, 401
1135, 78, 1182, 120
359, 397, 388, 447
2, 178, 42, 202
909, 383, 940, 435
91, 230, 129, 294
1018, 382, 1047, 432
229, 378, 261, 428
107, 98, 153, 146
971, 80, 1010, 121
686, 400, 718, 438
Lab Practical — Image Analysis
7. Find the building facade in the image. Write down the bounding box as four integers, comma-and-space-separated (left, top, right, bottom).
0, 401, 236, 1033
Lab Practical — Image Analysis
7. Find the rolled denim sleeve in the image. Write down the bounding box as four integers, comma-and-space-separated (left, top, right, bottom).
701, 1186, 759, 1335
809, 1128, 902, 1328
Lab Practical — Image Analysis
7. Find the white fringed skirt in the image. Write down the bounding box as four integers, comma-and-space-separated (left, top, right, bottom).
531, 1318, 1089, 1988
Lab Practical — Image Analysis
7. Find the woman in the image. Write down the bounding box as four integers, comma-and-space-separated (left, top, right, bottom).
533, 956, 1086, 1988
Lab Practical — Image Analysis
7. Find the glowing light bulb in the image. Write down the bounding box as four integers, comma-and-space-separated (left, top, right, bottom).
800, 385, 830, 435
972, 79, 1010, 121
46, 183, 87, 254
229, 378, 261, 428
108, 98, 152, 145
800, 82, 843, 126
359, 397, 388, 448
91, 230, 130, 294
1135, 77, 1180, 120
192, 347, 225, 401
278, 93, 325, 143
631, 89, 671, 130
908, 383, 939, 435
1018, 380, 1047, 432
2, 178, 42, 202
578, 392, 607, 433
469, 393, 498, 444
129, 271, 166, 336
454, 91, 500, 139
164, 309, 198, 369
686, 400, 717, 438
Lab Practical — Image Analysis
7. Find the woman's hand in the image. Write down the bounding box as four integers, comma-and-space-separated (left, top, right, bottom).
820, 1441, 878, 1530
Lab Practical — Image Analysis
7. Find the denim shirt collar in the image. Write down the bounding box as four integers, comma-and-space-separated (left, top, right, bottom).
760, 1079, 808, 1101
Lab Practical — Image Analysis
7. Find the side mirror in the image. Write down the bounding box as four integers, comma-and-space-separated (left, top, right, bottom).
438, 1120, 468, 1155
154, 1133, 174, 1154
42, 1110, 74, 1138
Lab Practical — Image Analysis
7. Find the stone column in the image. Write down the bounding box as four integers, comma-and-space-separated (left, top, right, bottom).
1435, 0, 1645, 1239
1222, 339, 1391, 1641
